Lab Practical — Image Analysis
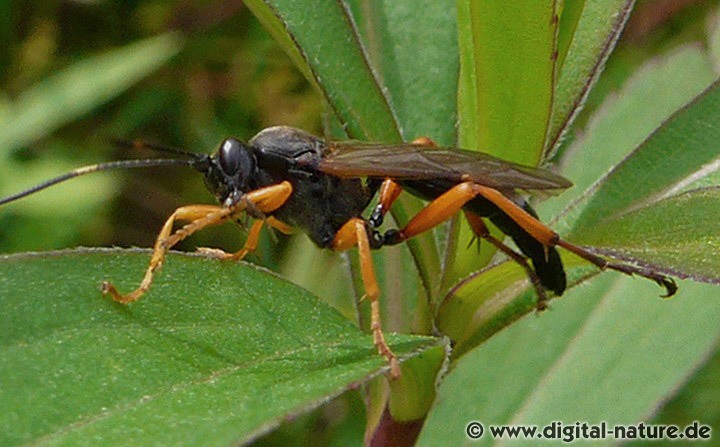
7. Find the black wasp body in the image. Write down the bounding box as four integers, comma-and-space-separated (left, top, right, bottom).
204, 126, 567, 295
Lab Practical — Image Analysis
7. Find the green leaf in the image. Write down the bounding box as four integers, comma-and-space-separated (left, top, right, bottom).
457, 0, 557, 165
344, 0, 458, 145
548, 0, 633, 153
419, 276, 720, 446
644, 345, 720, 440
0, 249, 435, 446
436, 252, 596, 358
568, 78, 720, 234
575, 187, 720, 283
555, 0, 585, 73
542, 44, 718, 219
0, 33, 183, 158
388, 344, 446, 422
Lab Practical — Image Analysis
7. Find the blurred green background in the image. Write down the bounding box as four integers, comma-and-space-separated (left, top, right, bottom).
1, 1, 718, 444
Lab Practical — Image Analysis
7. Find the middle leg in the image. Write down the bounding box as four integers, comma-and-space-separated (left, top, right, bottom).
333, 217, 400, 378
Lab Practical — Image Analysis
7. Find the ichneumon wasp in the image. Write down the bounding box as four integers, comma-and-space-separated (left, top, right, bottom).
0, 126, 677, 377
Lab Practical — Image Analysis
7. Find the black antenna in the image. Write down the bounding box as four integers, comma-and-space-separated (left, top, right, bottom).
110, 138, 203, 159
0, 158, 198, 207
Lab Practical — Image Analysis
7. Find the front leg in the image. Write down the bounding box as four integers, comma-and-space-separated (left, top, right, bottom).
102, 204, 235, 303
102, 181, 294, 303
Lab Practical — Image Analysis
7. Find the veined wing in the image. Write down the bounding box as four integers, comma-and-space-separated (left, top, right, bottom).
318, 141, 572, 192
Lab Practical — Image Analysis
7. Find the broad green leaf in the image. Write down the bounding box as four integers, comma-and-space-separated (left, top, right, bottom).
576, 187, 720, 283
457, 0, 557, 165
568, 78, 720, 234
542, 45, 718, 220
643, 345, 720, 442
419, 275, 720, 447
0, 249, 435, 446
547, 0, 634, 153
0, 33, 182, 158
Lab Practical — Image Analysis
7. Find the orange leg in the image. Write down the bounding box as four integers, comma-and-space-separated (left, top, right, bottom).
369, 179, 403, 228
102, 181, 294, 303
101, 204, 235, 303
267, 216, 293, 235
199, 216, 293, 260
467, 184, 677, 296
333, 218, 400, 378
198, 219, 266, 260
382, 181, 677, 297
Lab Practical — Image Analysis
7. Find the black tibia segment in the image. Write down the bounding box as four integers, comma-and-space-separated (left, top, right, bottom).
369, 205, 385, 228
558, 241, 678, 297
367, 178, 388, 228
382, 229, 403, 246
489, 204, 567, 296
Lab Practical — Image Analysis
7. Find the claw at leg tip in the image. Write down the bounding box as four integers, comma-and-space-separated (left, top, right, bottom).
100, 281, 113, 295
661, 279, 678, 298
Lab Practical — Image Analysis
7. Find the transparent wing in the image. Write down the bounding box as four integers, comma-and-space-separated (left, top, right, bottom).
318, 142, 572, 192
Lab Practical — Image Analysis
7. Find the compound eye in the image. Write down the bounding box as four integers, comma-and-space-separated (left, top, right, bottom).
219, 138, 243, 175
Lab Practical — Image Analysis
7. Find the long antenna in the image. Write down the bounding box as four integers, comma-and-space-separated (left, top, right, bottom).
0, 158, 197, 206
111, 139, 203, 159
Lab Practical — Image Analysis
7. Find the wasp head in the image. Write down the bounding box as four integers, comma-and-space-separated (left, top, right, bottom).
200, 138, 257, 207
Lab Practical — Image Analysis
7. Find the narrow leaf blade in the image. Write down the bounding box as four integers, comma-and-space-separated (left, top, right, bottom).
244, 0, 398, 142
548, 0, 634, 152
0, 33, 183, 158
419, 276, 720, 446
568, 78, 720, 234
457, 0, 557, 165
